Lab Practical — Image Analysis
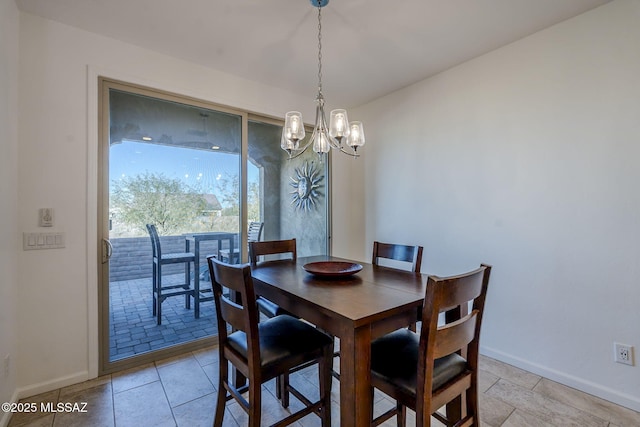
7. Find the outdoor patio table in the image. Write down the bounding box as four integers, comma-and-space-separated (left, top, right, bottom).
250, 254, 427, 427
185, 232, 236, 318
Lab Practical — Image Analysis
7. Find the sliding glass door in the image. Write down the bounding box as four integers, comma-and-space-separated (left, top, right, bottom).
98, 79, 329, 374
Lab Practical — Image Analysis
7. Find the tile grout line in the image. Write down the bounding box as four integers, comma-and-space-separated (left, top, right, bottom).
154, 362, 179, 427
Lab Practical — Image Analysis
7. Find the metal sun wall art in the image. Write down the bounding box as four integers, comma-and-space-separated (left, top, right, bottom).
290, 161, 324, 211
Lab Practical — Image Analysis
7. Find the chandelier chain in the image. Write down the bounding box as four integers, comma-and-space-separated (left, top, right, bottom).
317, 5, 323, 94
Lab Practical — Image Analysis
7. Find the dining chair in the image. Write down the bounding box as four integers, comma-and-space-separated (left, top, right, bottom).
249, 238, 297, 318
372, 240, 423, 272
219, 221, 264, 264
248, 238, 300, 402
369, 264, 492, 427
207, 256, 333, 427
372, 240, 424, 332
146, 224, 195, 325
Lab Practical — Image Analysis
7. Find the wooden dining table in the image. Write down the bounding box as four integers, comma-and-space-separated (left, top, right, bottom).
250, 254, 427, 427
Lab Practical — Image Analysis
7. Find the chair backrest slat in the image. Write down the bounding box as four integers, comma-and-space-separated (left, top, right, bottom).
218, 293, 247, 332
249, 238, 297, 265
372, 241, 423, 273
433, 311, 478, 359
437, 271, 485, 311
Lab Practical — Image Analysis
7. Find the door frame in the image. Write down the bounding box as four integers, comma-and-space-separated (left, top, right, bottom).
95, 76, 331, 375
97, 78, 251, 374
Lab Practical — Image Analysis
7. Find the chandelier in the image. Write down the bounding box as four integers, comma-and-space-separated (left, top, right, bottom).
281, 0, 365, 159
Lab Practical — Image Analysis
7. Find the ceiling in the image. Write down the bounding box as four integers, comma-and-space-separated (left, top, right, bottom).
16, 0, 611, 107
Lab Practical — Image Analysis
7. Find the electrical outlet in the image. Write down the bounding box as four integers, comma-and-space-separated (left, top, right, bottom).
614, 343, 634, 366
3, 354, 9, 378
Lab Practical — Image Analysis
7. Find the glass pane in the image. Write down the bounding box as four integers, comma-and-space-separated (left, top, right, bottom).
248, 120, 328, 257
108, 89, 241, 361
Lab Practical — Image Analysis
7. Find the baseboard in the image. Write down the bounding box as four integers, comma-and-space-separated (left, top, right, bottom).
16, 371, 90, 401
0, 389, 20, 427
481, 345, 640, 412
0, 371, 89, 427
0, 371, 90, 426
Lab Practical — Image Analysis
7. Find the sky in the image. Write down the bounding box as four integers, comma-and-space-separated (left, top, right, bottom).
110, 140, 258, 203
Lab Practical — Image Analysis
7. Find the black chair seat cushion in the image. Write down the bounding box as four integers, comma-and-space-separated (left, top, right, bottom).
371, 329, 468, 396
228, 314, 332, 368
256, 297, 292, 318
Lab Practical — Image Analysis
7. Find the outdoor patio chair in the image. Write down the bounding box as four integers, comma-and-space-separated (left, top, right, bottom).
219, 221, 264, 264
146, 224, 195, 325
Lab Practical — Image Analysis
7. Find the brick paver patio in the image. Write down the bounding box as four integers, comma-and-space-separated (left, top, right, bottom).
109, 272, 218, 361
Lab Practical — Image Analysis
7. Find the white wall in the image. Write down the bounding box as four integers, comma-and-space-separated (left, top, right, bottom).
330, 151, 366, 260
0, 0, 20, 424
16, 12, 311, 397
344, 0, 640, 410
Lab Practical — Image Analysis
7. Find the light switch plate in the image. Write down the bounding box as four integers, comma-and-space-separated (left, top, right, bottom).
23, 232, 65, 250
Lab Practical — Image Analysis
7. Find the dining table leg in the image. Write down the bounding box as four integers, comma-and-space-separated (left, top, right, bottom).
339, 324, 373, 427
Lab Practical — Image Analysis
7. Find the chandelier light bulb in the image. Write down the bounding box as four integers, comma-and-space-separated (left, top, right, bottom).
329, 109, 350, 146
347, 121, 365, 150
283, 111, 305, 151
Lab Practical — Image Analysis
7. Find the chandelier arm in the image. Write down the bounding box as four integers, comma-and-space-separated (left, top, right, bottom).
338, 146, 361, 158
329, 136, 343, 150
286, 142, 315, 160
288, 145, 359, 160
286, 124, 319, 159
296, 137, 315, 155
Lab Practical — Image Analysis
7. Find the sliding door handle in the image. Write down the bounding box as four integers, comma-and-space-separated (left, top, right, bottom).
102, 238, 113, 264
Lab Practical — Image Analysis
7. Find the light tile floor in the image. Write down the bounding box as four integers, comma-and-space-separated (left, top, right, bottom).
7, 350, 640, 427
